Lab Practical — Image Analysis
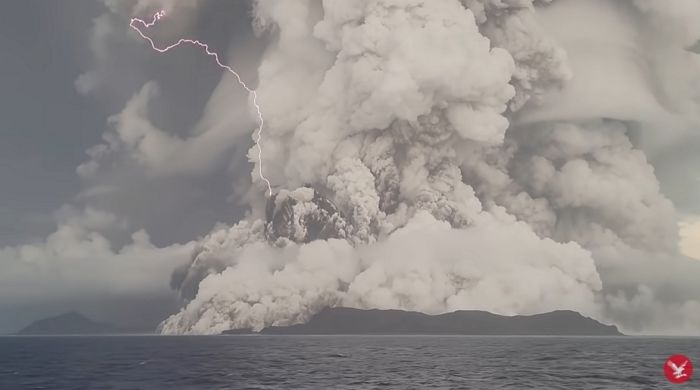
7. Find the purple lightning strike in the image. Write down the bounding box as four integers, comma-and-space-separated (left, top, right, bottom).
129, 10, 272, 196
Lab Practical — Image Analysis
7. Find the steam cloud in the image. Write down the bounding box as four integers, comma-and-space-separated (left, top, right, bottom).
116, 0, 700, 335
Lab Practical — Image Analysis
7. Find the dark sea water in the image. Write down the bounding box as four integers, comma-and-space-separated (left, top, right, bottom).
0, 335, 698, 389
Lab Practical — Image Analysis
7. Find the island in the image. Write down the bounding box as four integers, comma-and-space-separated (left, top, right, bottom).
224, 308, 622, 336
16, 312, 118, 335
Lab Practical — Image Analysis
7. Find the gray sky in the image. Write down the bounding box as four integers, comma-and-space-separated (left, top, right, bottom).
0, 0, 264, 333
0, 0, 263, 247
0, 0, 699, 335
0, 0, 105, 246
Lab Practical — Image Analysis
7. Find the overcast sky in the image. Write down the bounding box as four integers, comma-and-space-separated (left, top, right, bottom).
1, 1, 104, 245
1, 0, 700, 335
0, 0, 265, 332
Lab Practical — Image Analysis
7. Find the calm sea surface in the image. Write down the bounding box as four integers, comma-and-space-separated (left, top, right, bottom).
0, 335, 698, 389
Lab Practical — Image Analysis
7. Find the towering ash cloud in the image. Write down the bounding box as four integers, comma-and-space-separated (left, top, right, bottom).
149, 0, 700, 335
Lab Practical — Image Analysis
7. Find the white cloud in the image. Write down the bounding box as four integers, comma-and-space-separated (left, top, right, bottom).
9, 0, 700, 336
158, 0, 700, 335
679, 216, 700, 261
160, 211, 602, 334
517, 0, 700, 150
0, 208, 193, 309
78, 80, 256, 179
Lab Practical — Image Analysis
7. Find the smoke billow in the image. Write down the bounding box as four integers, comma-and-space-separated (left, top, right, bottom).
154, 0, 700, 334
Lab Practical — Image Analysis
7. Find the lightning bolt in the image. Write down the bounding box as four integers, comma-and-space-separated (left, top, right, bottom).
129, 10, 273, 196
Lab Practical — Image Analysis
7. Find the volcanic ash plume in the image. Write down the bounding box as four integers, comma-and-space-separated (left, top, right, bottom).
159, 0, 695, 334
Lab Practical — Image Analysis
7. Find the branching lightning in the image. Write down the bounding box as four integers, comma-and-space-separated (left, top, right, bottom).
129, 10, 272, 196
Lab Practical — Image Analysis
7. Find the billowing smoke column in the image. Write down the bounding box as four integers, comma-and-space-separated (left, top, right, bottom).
158, 0, 700, 334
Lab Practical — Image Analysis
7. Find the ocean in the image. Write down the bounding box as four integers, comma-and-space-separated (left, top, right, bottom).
0, 335, 697, 389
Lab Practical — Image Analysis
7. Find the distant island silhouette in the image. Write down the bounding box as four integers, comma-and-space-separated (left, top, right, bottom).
16, 312, 118, 335
224, 308, 623, 336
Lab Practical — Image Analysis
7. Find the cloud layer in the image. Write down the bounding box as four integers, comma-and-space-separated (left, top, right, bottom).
4, 0, 699, 335
158, 0, 700, 335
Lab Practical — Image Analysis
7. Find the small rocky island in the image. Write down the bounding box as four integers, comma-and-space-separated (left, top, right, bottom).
16, 312, 118, 335
224, 308, 622, 336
